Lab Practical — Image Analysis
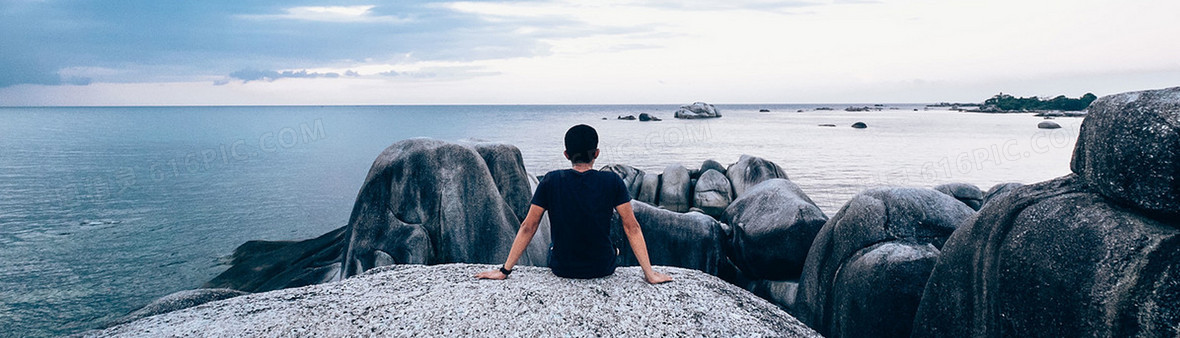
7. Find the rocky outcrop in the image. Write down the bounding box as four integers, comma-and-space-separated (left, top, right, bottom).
914, 87, 1180, 337
205, 138, 546, 293
1071, 86, 1180, 218
723, 179, 827, 280
675, 102, 722, 119
1037, 120, 1061, 129
610, 201, 728, 276
693, 169, 733, 217
934, 182, 984, 211
795, 187, 974, 337
727, 155, 789, 198
658, 164, 693, 212
914, 176, 1180, 337
700, 159, 727, 176
601, 164, 645, 199
637, 173, 660, 204
91, 265, 820, 337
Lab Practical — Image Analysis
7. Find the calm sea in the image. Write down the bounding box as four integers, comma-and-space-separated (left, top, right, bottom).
0, 104, 1080, 336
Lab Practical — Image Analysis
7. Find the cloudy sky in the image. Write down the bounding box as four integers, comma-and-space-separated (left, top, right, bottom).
1, 0, 1178, 105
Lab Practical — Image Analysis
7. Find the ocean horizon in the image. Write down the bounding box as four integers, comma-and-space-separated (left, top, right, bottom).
0, 103, 1080, 336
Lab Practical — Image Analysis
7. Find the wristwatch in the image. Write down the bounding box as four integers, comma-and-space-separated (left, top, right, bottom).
499, 265, 513, 276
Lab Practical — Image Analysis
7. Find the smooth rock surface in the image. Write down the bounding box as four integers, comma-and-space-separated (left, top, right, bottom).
602, 164, 646, 199
726, 155, 789, 198
658, 164, 692, 212
830, 242, 939, 338
91, 265, 820, 338
1071, 86, 1180, 218
934, 182, 984, 211
674, 102, 723, 119
611, 201, 728, 276
851, 122, 867, 129
1037, 120, 1061, 129
723, 179, 827, 280
637, 173, 660, 205
700, 159, 727, 176
914, 175, 1180, 337
795, 187, 974, 337
693, 169, 733, 218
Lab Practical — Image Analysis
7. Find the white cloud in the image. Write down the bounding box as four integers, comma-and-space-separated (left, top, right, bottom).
239, 5, 413, 24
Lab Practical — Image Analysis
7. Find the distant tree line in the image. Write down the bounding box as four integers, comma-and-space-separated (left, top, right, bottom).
981, 92, 1098, 111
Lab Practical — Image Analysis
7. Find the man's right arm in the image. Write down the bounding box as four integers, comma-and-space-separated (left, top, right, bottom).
616, 202, 672, 284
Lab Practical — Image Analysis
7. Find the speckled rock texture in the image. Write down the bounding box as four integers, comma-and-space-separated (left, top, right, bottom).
108, 288, 249, 326
914, 175, 1180, 337
89, 264, 820, 338
1071, 86, 1180, 218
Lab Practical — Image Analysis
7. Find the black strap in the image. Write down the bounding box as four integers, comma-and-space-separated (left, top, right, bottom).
499, 265, 513, 276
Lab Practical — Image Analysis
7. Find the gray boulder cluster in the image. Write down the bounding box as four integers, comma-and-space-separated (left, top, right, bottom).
674, 101, 722, 119
109, 87, 1180, 337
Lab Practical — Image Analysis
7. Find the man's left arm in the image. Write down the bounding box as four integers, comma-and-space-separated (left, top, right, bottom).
475, 204, 545, 280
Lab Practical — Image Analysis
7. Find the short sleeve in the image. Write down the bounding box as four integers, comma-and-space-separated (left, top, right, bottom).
611, 174, 632, 207
530, 174, 551, 209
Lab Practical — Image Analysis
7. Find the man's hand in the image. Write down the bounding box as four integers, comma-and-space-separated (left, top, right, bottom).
644, 270, 672, 284
474, 269, 508, 280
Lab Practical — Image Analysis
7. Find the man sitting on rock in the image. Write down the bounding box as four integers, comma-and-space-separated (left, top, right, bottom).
476, 124, 673, 284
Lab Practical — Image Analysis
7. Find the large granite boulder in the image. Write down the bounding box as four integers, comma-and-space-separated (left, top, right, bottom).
205, 138, 545, 293
915, 89, 1180, 337
637, 173, 660, 205
913, 176, 1180, 337
983, 182, 1023, 206
601, 164, 645, 199
610, 201, 728, 276
795, 187, 974, 337
722, 178, 827, 280
89, 265, 820, 337
693, 169, 733, 218
934, 182, 984, 211
726, 155, 789, 198
674, 101, 722, 119
700, 159, 727, 176
659, 164, 692, 212
1071, 86, 1180, 218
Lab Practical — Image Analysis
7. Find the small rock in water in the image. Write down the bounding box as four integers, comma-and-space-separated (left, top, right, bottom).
851, 122, 868, 129
759, 109, 771, 112
1037, 121, 1061, 129
818, 124, 836, 127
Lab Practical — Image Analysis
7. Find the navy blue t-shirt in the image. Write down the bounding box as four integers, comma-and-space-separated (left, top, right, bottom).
531, 169, 632, 279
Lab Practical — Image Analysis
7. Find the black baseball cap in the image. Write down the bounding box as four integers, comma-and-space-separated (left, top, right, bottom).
564, 124, 598, 154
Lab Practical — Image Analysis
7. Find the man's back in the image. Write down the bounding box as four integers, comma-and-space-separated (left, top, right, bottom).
531, 169, 631, 278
